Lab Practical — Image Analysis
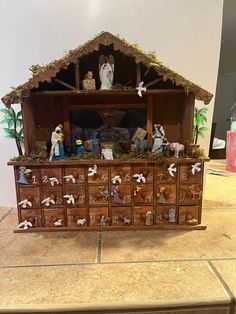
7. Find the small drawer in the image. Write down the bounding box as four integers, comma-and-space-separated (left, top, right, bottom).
110, 184, 131, 205
133, 206, 155, 226
111, 166, 131, 184
41, 187, 63, 208
89, 207, 109, 227
179, 163, 203, 183
111, 207, 132, 226
178, 206, 199, 225
87, 165, 108, 184
64, 185, 86, 207
156, 163, 177, 182
20, 209, 42, 227
133, 165, 154, 183
64, 167, 86, 184
43, 208, 64, 228
15, 166, 39, 186
156, 206, 177, 225
133, 184, 153, 205
67, 208, 87, 227
156, 184, 176, 205
88, 185, 109, 206
41, 167, 62, 186
179, 184, 202, 205
18, 187, 40, 208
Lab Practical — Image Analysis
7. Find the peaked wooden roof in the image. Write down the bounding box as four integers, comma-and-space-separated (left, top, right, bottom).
1, 31, 213, 106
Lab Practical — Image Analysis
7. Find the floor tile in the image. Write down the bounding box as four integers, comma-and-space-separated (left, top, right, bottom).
0, 261, 230, 307
0, 211, 98, 266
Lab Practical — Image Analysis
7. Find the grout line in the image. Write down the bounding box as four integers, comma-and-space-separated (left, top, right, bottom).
3, 256, 236, 270
208, 260, 236, 313
0, 207, 14, 223
95, 231, 103, 263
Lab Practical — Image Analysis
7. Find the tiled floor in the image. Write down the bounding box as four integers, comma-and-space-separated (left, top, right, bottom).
0, 160, 236, 313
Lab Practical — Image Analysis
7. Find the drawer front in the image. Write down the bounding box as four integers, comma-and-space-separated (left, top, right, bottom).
133, 165, 154, 184
133, 184, 153, 205
110, 166, 131, 184
16, 166, 39, 186
67, 208, 87, 227
40, 167, 62, 186
87, 166, 108, 184
88, 185, 109, 206
20, 209, 42, 227
43, 208, 64, 227
18, 187, 40, 208
41, 187, 63, 208
179, 184, 202, 205
64, 185, 86, 207
111, 207, 132, 226
156, 184, 176, 205
179, 163, 203, 183
156, 206, 177, 225
133, 206, 155, 226
110, 184, 131, 205
89, 207, 109, 227
64, 167, 86, 184
156, 163, 177, 182
178, 206, 199, 225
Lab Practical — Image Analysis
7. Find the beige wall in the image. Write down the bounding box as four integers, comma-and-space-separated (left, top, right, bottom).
0, 0, 223, 207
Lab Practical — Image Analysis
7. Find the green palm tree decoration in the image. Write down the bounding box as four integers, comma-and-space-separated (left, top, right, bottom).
0, 107, 24, 155
193, 107, 209, 145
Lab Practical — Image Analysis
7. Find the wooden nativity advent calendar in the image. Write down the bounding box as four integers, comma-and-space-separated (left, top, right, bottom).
1, 32, 213, 232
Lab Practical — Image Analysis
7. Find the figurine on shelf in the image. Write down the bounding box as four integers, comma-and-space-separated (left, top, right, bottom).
49, 124, 65, 161
168, 208, 176, 223
101, 147, 113, 160
157, 186, 166, 204
134, 186, 144, 203
123, 217, 131, 225
74, 139, 85, 156
82, 71, 96, 90
99, 55, 114, 90
170, 142, 185, 158
99, 215, 106, 227
77, 218, 86, 226
18, 220, 33, 230
54, 219, 63, 227
152, 124, 165, 154
17, 167, 32, 185
145, 211, 154, 225
111, 186, 122, 204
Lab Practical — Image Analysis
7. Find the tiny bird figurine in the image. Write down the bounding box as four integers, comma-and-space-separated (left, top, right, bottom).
49, 177, 59, 186
136, 81, 146, 97
41, 197, 55, 207
133, 173, 146, 183
167, 163, 177, 177
18, 220, 33, 229
111, 175, 122, 184
63, 194, 75, 204
18, 199, 32, 208
63, 175, 76, 183
88, 164, 97, 176
191, 162, 202, 175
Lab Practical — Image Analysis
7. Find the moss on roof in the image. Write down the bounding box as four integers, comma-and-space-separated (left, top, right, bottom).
1, 31, 213, 106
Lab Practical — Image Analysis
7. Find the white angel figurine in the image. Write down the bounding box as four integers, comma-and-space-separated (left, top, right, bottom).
99, 55, 114, 90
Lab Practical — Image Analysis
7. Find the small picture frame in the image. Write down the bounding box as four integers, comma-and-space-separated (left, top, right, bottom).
132, 127, 147, 142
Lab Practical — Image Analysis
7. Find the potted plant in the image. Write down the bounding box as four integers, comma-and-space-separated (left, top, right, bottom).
0, 107, 24, 155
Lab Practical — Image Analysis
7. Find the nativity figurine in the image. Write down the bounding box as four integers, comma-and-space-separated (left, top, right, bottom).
49, 124, 65, 161
82, 71, 96, 90
99, 55, 114, 90
152, 124, 165, 154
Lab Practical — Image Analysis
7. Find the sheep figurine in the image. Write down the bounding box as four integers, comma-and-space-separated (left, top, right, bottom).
54, 219, 63, 227
123, 217, 131, 225
170, 142, 185, 158
77, 218, 86, 226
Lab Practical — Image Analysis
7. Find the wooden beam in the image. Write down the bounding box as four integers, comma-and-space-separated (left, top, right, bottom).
75, 62, 80, 91
21, 98, 36, 155
54, 78, 75, 90
145, 78, 162, 88
69, 103, 146, 110
62, 97, 71, 153
146, 94, 154, 149
136, 62, 141, 86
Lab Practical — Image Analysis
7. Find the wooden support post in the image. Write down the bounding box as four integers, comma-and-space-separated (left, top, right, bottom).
147, 94, 154, 149
62, 97, 71, 153
182, 93, 195, 154
75, 62, 80, 91
21, 98, 36, 155
136, 62, 141, 86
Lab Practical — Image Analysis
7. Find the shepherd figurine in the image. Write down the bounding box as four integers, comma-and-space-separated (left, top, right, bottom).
152, 124, 165, 154
49, 124, 65, 161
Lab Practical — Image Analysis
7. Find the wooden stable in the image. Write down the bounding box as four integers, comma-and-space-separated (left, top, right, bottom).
2, 32, 213, 232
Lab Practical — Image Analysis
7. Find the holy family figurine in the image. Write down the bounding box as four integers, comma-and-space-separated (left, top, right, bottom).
49, 124, 65, 161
